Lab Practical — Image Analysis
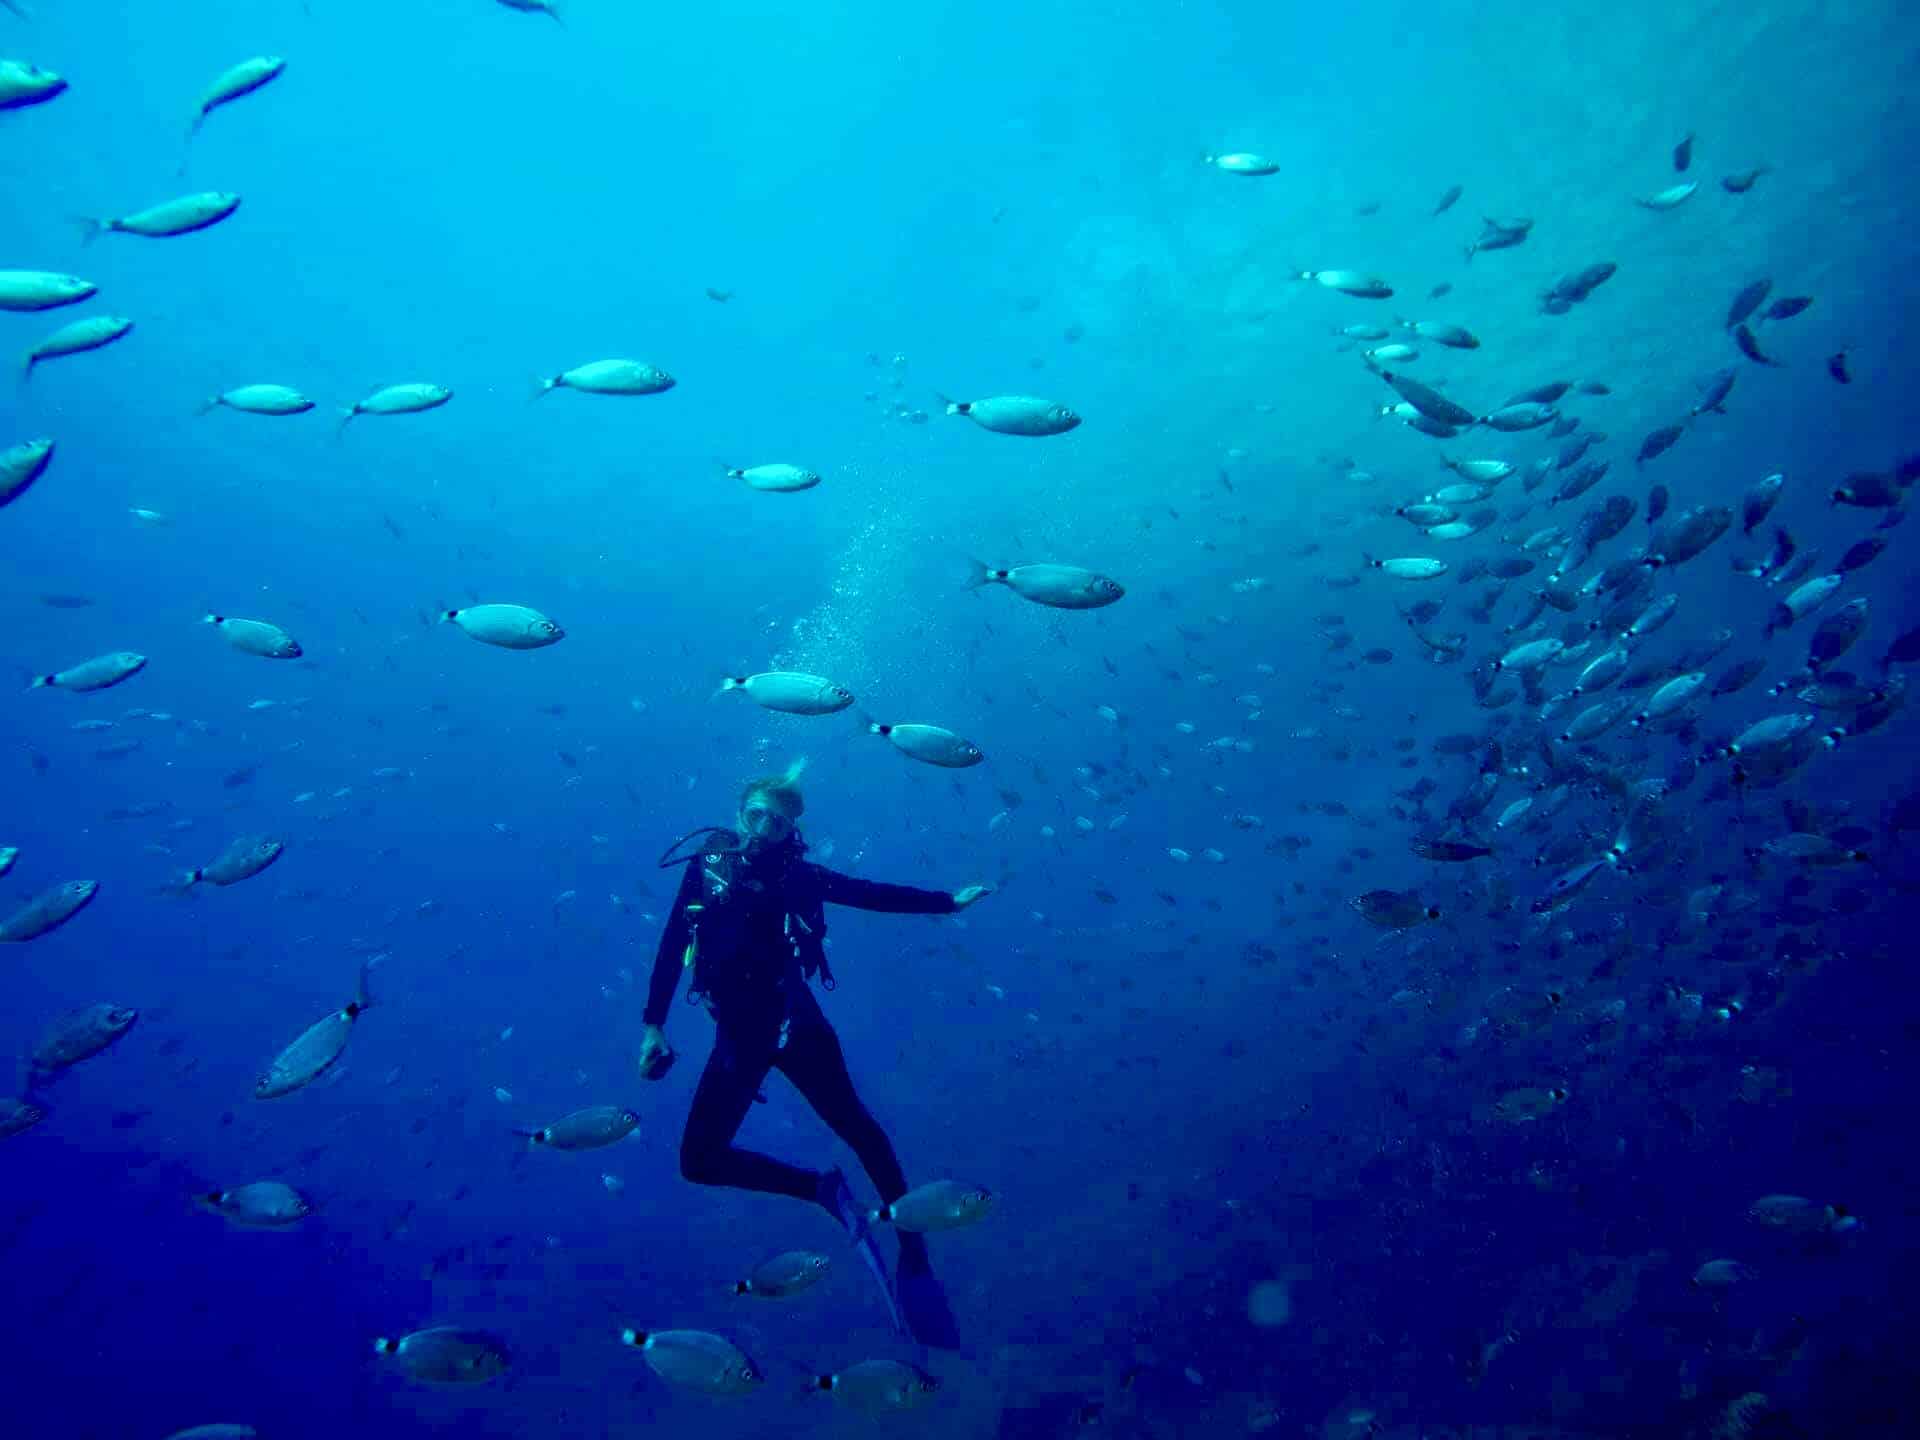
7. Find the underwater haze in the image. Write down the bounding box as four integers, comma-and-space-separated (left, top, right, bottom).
3, 0, 1920, 1436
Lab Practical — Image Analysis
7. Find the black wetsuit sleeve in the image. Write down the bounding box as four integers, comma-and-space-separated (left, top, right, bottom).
810, 864, 958, 915
643, 862, 702, 1028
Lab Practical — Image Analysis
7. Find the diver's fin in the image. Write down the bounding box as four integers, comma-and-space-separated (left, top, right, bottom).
856, 1226, 905, 1336
817, 1168, 867, 1238
894, 1234, 960, 1350
818, 1169, 904, 1335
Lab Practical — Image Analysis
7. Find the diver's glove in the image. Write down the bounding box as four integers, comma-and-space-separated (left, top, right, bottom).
637, 1024, 677, 1081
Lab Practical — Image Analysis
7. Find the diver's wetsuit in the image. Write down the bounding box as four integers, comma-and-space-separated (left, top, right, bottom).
645, 830, 956, 1209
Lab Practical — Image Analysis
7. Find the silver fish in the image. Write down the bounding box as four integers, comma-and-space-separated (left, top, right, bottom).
30, 1002, 137, 1084
255, 959, 377, 1098
618, 1328, 763, 1395
0, 879, 99, 943
510, 1104, 639, 1150
373, 1327, 510, 1384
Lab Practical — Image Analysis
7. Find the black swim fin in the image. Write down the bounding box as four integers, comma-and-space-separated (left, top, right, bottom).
894, 1233, 960, 1350
818, 1169, 905, 1336
818, 1167, 870, 1242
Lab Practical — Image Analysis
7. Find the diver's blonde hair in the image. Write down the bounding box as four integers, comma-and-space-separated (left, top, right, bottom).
741, 756, 808, 818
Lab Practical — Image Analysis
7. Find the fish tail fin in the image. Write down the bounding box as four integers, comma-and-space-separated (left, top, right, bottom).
714, 676, 745, 699
933, 391, 964, 416
334, 407, 356, 438
195, 395, 221, 417
854, 710, 882, 737
27, 674, 52, 690
507, 1127, 541, 1143
355, 955, 379, 1010
530, 375, 557, 402
962, 557, 995, 592
74, 217, 105, 248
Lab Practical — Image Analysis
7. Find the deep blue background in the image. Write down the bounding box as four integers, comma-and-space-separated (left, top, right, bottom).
3, 1, 1918, 1435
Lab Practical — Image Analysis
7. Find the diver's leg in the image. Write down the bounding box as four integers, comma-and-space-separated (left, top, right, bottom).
773, 1003, 908, 1203
766, 1002, 912, 1335
678, 1023, 818, 1202
775, 1001, 961, 1349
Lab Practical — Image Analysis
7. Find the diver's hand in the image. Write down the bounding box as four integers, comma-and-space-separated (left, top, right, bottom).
951, 884, 993, 910
638, 1024, 676, 1081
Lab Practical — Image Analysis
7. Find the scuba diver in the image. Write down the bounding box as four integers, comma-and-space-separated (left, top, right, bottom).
639, 760, 992, 1349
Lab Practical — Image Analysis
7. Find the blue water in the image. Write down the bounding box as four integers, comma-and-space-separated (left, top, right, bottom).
4, 1, 1920, 1435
